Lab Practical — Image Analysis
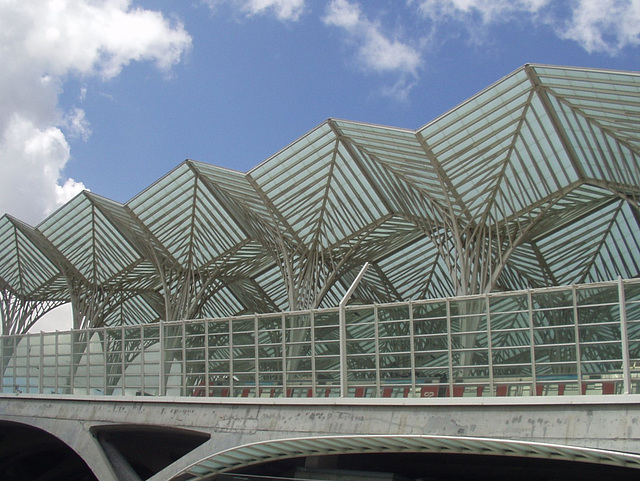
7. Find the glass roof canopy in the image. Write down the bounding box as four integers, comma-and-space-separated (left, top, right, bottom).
1, 64, 639, 334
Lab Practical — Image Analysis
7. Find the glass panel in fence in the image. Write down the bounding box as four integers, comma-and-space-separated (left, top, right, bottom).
184, 322, 206, 397
488, 294, 532, 395
450, 298, 488, 387
203, 319, 230, 396
529, 289, 578, 395
139, 325, 160, 396
626, 282, 640, 393
103, 328, 123, 395
41, 333, 58, 394
257, 315, 283, 397
411, 301, 448, 396
285, 313, 312, 394
231, 318, 257, 397
163, 323, 185, 396
314, 310, 340, 395
345, 307, 376, 396
577, 284, 623, 394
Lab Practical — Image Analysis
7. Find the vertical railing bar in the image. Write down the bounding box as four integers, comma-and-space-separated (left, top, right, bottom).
85, 331, 90, 395
0, 336, 4, 393
573, 285, 583, 394
100, 328, 106, 395
159, 321, 165, 396
54, 331, 59, 394
204, 319, 210, 398
254, 315, 260, 397
528, 290, 537, 396
281, 312, 287, 398
619, 277, 631, 394
486, 295, 494, 397
311, 310, 316, 398
69, 331, 75, 395
446, 298, 453, 397
12, 336, 17, 393
120, 326, 125, 395
140, 325, 145, 396
409, 302, 416, 398
99, 328, 105, 395
39, 333, 44, 394
375, 305, 382, 397
182, 322, 187, 397
25, 334, 31, 394
229, 318, 235, 396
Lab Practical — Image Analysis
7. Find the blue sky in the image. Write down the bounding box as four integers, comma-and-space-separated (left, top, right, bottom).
1, 0, 640, 226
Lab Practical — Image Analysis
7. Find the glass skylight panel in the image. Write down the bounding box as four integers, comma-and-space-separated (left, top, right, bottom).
250, 123, 334, 183
419, 70, 529, 140
259, 141, 336, 200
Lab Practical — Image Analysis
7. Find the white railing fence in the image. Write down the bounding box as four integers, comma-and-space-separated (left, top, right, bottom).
2, 278, 639, 399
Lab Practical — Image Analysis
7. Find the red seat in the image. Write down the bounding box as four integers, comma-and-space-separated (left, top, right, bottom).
602, 381, 615, 394
420, 385, 438, 398
448, 385, 464, 397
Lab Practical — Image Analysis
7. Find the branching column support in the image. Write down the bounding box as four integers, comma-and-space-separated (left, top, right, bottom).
0, 288, 66, 381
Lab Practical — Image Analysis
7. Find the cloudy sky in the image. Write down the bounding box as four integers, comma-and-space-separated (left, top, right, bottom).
1, 0, 639, 226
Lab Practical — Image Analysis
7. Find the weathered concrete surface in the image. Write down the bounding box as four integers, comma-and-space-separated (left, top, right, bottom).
1, 394, 640, 480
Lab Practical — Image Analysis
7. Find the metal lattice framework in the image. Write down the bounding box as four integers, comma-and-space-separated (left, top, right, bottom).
1, 64, 639, 335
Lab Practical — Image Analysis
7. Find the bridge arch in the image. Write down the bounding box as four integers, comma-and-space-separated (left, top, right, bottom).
0, 420, 97, 481
173, 434, 640, 481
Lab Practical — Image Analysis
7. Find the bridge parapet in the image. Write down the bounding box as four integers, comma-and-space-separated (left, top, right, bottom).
2, 278, 640, 400
2, 394, 640, 481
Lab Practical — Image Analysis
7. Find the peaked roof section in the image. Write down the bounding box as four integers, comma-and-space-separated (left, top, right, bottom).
1, 64, 639, 333
0, 215, 69, 301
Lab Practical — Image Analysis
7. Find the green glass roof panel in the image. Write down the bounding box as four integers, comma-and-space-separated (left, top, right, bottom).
0, 216, 62, 295
249, 122, 335, 185
250, 124, 389, 248
38, 193, 143, 285
586, 202, 640, 281
128, 162, 248, 268
533, 65, 640, 151
545, 90, 640, 190
417, 69, 536, 220
331, 120, 449, 208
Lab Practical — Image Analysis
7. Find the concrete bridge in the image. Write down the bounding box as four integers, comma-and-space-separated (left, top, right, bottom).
2, 394, 640, 481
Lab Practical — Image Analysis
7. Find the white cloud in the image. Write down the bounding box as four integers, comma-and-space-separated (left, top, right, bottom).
324, 0, 421, 76
242, 0, 305, 20
203, 0, 305, 21
416, 0, 549, 24
415, 0, 640, 55
65, 108, 92, 142
0, 0, 192, 225
560, 0, 640, 54
0, 114, 78, 223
